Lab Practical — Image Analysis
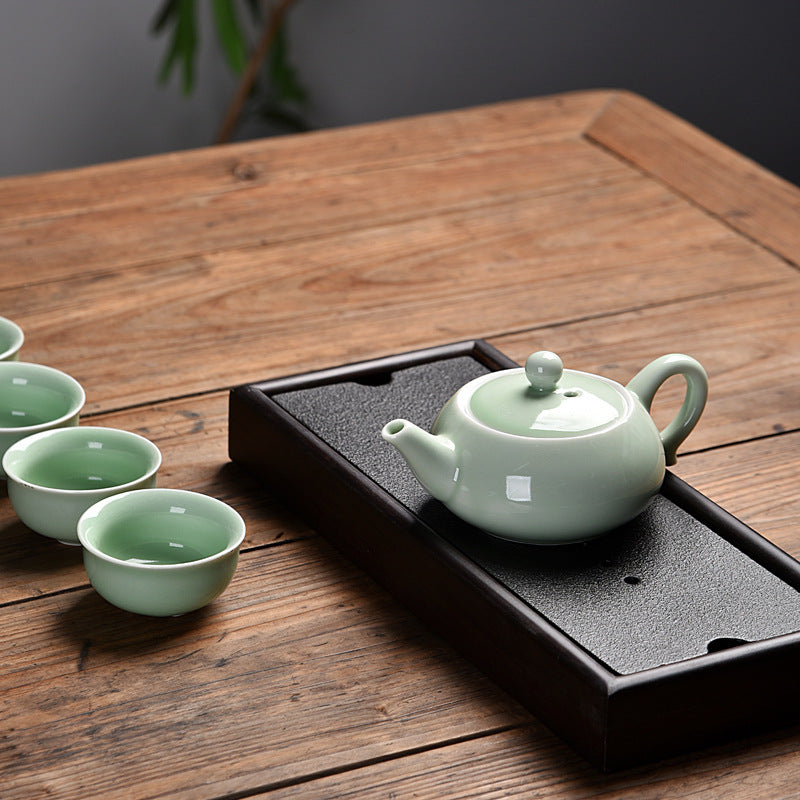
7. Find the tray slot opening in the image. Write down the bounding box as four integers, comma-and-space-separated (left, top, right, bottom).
353, 370, 394, 387
706, 636, 749, 653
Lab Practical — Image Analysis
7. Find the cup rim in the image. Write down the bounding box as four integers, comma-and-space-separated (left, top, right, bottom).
0, 361, 85, 433
0, 316, 24, 360
77, 488, 246, 570
2, 425, 162, 495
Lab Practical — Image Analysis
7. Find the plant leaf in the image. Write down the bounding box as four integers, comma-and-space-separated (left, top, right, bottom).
155, 0, 198, 95
212, 0, 248, 74
151, 0, 179, 34
157, 26, 181, 85
176, 0, 198, 94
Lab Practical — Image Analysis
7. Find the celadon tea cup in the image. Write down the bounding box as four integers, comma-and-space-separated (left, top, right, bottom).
77, 488, 246, 617
0, 362, 85, 478
0, 316, 24, 361
3, 426, 161, 545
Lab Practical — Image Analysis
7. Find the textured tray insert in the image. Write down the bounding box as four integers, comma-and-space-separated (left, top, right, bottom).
274, 355, 800, 674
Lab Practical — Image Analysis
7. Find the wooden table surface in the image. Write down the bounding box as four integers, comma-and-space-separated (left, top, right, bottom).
2, 89, 800, 798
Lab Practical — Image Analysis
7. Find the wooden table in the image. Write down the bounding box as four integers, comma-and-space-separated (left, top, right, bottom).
1, 90, 799, 798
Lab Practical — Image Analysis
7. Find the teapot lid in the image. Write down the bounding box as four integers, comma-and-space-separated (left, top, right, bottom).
468, 351, 629, 438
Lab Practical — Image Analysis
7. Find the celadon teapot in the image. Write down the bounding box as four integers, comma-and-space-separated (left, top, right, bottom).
381, 351, 708, 544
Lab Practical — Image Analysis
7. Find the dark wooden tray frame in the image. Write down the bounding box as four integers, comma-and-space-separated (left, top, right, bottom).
228, 340, 800, 770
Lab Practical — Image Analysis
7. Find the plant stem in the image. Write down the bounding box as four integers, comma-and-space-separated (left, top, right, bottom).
215, 0, 299, 144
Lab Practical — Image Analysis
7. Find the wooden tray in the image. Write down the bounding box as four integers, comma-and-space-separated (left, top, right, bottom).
228, 340, 800, 770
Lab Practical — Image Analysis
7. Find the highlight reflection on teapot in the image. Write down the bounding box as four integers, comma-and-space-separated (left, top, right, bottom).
382, 351, 708, 545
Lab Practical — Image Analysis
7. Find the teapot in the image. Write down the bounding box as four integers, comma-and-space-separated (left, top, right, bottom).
381, 351, 708, 544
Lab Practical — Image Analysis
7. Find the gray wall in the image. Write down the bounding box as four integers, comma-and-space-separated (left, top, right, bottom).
2, 1, 798, 185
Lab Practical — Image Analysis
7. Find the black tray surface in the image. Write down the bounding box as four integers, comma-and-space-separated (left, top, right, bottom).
229, 340, 800, 769
273, 354, 800, 675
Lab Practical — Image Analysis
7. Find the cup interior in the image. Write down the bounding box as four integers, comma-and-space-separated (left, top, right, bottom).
5, 427, 160, 491
94, 512, 231, 565
80, 490, 244, 567
0, 363, 84, 429
0, 317, 24, 360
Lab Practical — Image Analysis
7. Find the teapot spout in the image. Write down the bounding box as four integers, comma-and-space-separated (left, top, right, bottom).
381, 419, 458, 503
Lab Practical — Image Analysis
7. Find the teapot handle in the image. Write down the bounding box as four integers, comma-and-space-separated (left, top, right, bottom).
626, 354, 708, 466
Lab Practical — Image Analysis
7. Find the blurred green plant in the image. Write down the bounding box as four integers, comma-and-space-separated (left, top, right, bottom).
151, 0, 307, 143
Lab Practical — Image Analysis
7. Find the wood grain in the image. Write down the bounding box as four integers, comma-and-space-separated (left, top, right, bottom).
490, 279, 800, 452
0, 393, 309, 605
587, 91, 800, 267
4, 163, 793, 414
0, 91, 610, 228
0, 537, 530, 800
252, 723, 800, 800
675, 432, 800, 560
5, 441, 787, 800
1, 137, 632, 283
2, 89, 800, 798
1, 391, 797, 611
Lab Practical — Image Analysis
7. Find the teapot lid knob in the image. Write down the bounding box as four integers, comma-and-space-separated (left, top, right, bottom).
525, 351, 563, 393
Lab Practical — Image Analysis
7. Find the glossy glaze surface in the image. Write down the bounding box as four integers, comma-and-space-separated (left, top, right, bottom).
0, 316, 24, 361
0, 362, 85, 478
77, 488, 245, 616
3, 426, 161, 543
382, 352, 708, 543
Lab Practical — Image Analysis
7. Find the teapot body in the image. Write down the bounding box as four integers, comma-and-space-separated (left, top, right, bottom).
382, 352, 707, 545
430, 370, 666, 543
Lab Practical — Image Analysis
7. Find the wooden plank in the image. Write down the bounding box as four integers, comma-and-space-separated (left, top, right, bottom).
0, 91, 612, 226
586, 91, 800, 267
4, 171, 792, 414
488, 279, 800, 453
0, 136, 631, 287
675, 431, 800, 561
0, 393, 308, 606
3, 89, 800, 799
248, 723, 800, 799
2, 394, 791, 798
0, 537, 530, 800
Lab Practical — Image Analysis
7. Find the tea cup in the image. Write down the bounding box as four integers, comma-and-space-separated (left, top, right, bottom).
0, 316, 24, 361
77, 488, 245, 616
0, 362, 85, 477
3, 426, 161, 544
